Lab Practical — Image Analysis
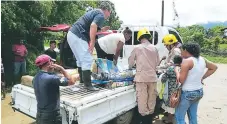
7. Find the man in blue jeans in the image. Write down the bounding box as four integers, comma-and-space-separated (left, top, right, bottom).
33, 54, 74, 124
67, 2, 111, 91
12, 40, 28, 84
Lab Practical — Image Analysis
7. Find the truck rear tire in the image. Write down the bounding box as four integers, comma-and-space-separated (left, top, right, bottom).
112, 109, 134, 124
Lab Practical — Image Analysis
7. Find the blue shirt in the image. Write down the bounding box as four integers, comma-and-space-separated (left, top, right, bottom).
69, 9, 105, 42
33, 70, 68, 112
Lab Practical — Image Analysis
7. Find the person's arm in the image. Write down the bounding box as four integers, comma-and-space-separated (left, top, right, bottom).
156, 48, 160, 67
128, 48, 137, 69
89, 14, 105, 54
158, 56, 166, 66
60, 68, 74, 86
52, 64, 74, 85
202, 58, 218, 80
12, 45, 20, 56
114, 41, 124, 62
89, 23, 98, 54
179, 59, 193, 84
174, 66, 180, 83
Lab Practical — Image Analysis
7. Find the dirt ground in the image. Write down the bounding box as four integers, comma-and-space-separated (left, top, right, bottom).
1, 64, 227, 124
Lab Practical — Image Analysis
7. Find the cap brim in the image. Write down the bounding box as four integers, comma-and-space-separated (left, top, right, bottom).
50, 58, 56, 62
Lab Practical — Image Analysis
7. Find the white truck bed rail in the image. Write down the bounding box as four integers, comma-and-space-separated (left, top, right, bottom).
11, 84, 137, 124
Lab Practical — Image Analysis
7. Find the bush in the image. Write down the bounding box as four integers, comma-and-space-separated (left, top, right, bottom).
213, 36, 221, 51
26, 52, 39, 76
26, 44, 42, 76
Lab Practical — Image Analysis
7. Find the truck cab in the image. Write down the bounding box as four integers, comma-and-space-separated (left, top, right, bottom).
117, 24, 183, 69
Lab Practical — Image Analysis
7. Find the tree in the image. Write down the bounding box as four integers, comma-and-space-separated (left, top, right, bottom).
1, 1, 122, 75
177, 25, 206, 46
1, 1, 54, 49
207, 26, 225, 38
49, 1, 96, 25
213, 36, 221, 51
96, 0, 122, 30
1, 1, 121, 45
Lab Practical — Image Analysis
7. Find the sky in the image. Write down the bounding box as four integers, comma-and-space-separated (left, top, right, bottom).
110, 0, 227, 26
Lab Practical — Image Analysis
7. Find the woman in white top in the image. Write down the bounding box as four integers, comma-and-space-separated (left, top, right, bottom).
175, 43, 218, 124
95, 27, 132, 64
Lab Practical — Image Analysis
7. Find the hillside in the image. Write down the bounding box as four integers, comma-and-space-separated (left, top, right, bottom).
199, 21, 227, 29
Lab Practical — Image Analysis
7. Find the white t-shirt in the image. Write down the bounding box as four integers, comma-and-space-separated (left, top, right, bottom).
182, 56, 206, 91
98, 33, 125, 54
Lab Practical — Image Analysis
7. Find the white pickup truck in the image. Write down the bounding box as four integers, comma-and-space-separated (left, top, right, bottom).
11, 24, 183, 124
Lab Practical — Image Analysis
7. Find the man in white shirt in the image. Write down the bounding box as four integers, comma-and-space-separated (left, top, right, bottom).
95, 27, 132, 64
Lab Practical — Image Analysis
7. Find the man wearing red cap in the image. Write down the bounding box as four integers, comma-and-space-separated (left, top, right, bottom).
33, 54, 75, 124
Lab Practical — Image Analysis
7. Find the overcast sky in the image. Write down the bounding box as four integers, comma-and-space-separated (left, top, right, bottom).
110, 0, 227, 26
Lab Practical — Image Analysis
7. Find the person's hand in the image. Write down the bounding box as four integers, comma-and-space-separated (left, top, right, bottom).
52, 64, 64, 71
102, 26, 110, 31
113, 59, 117, 65
201, 78, 205, 85
89, 42, 95, 54
162, 56, 167, 60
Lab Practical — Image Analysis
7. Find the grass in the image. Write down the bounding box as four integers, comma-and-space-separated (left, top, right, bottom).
219, 44, 227, 50
201, 54, 227, 64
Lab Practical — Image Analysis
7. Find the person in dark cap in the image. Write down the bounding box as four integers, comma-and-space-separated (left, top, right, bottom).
67, 1, 111, 91
33, 54, 75, 124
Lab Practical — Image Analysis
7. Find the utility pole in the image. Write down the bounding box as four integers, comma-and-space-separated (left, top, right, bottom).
161, 0, 164, 26
173, 0, 180, 27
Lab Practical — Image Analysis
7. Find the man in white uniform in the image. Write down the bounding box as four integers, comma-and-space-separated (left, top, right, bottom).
95, 27, 132, 64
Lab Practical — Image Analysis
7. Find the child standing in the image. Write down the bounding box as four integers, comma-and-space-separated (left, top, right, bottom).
161, 55, 182, 124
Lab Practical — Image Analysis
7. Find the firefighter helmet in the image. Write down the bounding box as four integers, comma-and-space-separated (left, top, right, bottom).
137, 28, 152, 41
162, 34, 178, 45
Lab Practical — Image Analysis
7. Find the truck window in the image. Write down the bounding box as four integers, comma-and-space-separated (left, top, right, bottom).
133, 31, 158, 45
168, 30, 183, 44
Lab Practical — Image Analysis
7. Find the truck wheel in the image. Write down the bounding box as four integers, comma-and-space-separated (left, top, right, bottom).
112, 109, 134, 124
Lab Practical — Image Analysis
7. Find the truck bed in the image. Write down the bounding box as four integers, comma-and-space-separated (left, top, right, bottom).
11, 84, 137, 124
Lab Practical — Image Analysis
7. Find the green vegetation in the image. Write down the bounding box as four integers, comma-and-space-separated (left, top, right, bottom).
219, 44, 227, 50
202, 54, 227, 64
1, 1, 121, 76
177, 25, 227, 63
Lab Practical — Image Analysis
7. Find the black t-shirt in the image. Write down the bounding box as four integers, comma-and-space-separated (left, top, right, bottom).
33, 71, 68, 112
44, 49, 57, 59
